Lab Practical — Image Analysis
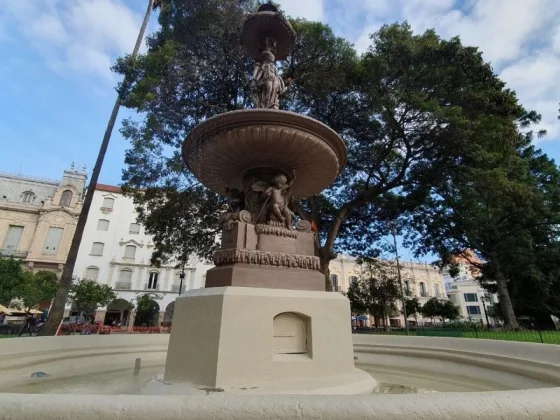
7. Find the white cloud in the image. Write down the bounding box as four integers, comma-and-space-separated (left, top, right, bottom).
3, 0, 146, 83
277, 0, 324, 21
346, 0, 560, 142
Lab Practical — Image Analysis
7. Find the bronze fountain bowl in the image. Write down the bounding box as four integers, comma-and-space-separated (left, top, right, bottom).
182, 109, 347, 198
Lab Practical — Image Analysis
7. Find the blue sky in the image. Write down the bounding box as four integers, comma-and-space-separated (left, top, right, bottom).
1, 0, 559, 261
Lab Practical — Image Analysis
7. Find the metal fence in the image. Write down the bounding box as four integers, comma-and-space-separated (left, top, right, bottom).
353, 326, 560, 345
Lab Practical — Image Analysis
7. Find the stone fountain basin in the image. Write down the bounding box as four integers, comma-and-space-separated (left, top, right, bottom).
182, 109, 347, 198
1, 334, 560, 419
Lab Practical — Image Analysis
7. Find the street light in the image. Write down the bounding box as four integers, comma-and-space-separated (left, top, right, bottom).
178, 270, 185, 295
480, 295, 490, 326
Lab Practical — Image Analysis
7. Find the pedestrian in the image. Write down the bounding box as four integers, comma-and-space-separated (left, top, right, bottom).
19, 312, 36, 337
0, 312, 5, 325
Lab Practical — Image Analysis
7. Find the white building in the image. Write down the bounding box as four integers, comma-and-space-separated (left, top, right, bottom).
72, 184, 213, 325
444, 263, 497, 325
329, 254, 447, 327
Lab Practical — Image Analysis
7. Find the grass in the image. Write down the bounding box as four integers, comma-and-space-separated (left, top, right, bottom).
355, 328, 560, 345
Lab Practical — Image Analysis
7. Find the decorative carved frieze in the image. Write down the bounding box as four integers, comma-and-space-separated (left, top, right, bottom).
214, 248, 320, 271
254, 223, 298, 238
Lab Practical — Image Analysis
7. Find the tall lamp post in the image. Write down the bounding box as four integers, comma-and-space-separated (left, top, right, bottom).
178, 262, 186, 295
480, 295, 490, 326
390, 221, 409, 335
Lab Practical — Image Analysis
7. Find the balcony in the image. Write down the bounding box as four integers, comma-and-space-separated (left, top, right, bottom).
0, 249, 28, 258
144, 283, 160, 291
115, 282, 132, 290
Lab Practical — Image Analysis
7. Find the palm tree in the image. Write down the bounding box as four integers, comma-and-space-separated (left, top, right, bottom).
42, 0, 162, 336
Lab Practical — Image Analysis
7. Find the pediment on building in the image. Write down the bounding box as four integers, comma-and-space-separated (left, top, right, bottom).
118, 239, 144, 248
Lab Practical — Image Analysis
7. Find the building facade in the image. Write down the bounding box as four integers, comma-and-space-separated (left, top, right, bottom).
329, 254, 447, 326
0, 168, 87, 275
72, 184, 213, 324
444, 263, 498, 325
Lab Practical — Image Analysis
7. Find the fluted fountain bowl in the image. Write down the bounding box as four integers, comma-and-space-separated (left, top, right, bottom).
182, 109, 347, 198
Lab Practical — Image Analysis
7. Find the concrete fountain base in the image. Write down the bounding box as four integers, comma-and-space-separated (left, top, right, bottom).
2, 334, 560, 419
163, 287, 375, 394
142, 368, 375, 395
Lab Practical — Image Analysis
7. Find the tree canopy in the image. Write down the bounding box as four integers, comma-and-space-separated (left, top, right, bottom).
421, 297, 460, 323
116, 0, 530, 283
68, 279, 117, 319
0, 259, 57, 311
346, 259, 402, 329
0, 258, 24, 305
13, 271, 58, 312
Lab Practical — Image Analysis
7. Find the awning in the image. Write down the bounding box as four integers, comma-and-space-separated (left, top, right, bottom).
7, 308, 44, 315
0, 304, 12, 315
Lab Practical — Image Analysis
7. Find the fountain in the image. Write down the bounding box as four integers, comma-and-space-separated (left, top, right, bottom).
160, 4, 374, 394
2, 4, 560, 419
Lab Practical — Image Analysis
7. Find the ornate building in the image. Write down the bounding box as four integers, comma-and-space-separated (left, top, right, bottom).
0, 167, 87, 275
72, 184, 213, 325
329, 254, 447, 327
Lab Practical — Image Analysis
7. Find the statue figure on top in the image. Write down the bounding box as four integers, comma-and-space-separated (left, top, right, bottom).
251, 48, 287, 110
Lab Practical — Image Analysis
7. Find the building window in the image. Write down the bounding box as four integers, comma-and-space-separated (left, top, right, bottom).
85, 267, 99, 281
148, 272, 159, 290
404, 280, 410, 293
43, 227, 64, 254
435, 283, 442, 297
330, 274, 339, 291
2, 225, 24, 251
419, 282, 428, 297
102, 197, 114, 209
91, 242, 104, 256
464, 293, 478, 302
60, 190, 73, 207
124, 245, 136, 259
129, 223, 140, 235
349, 276, 358, 286
466, 305, 481, 315
21, 191, 36, 203
117, 268, 133, 289
97, 219, 110, 231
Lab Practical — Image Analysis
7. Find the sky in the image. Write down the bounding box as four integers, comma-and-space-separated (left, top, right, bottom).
1, 0, 559, 261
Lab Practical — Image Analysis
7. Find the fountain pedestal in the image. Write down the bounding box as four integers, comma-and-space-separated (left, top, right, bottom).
164, 286, 375, 394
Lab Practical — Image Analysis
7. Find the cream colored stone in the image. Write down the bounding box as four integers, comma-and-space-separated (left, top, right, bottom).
3, 390, 560, 420
164, 287, 372, 393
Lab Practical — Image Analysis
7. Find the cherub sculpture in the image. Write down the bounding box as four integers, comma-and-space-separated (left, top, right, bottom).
252, 170, 296, 229
250, 51, 287, 109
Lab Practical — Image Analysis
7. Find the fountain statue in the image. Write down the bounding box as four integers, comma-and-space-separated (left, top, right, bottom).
161, 3, 374, 394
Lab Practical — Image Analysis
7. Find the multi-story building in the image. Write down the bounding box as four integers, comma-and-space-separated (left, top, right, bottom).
72, 184, 213, 325
0, 168, 87, 276
444, 263, 498, 325
329, 254, 447, 326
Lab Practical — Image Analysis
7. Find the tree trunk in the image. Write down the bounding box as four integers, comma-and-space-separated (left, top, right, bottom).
41, 0, 156, 336
495, 271, 518, 329
490, 251, 518, 329
320, 257, 332, 291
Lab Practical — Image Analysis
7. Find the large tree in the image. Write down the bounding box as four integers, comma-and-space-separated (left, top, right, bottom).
409, 127, 560, 328
0, 258, 24, 305
116, 0, 533, 288
346, 259, 402, 329
12, 271, 58, 312
68, 279, 117, 321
